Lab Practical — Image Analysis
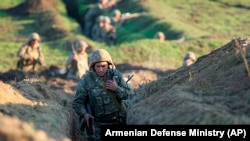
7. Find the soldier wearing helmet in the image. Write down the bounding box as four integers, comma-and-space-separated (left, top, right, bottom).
91, 15, 105, 42
16, 32, 46, 71
182, 51, 196, 67
110, 9, 122, 27
101, 16, 116, 46
110, 9, 145, 28
73, 49, 132, 141
65, 40, 89, 80
155, 31, 165, 42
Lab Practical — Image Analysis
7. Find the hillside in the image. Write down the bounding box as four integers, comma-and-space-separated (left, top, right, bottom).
0, 0, 250, 141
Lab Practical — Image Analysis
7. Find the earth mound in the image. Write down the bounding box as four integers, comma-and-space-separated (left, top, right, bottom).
127, 36, 250, 124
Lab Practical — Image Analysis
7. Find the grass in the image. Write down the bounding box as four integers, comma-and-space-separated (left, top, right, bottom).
112, 0, 250, 69
0, 0, 250, 72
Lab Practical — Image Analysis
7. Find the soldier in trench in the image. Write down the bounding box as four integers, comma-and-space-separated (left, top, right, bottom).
72, 49, 133, 141
16, 32, 46, 72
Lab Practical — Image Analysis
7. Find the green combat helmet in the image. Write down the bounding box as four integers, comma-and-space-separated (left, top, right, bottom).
184, 51, 196, 62
155, 31, 165, 41
103, 16, 111, 24
112, 9, 121, 17
28, 32, 41, 42
88, 49, 114, 69
96, 15, 105, 23
74, 40, 88, 51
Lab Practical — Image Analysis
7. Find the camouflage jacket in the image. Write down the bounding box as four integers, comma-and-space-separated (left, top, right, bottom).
91, 24, 105, 42
72, 68, 131, 119
17, 44, 44, 65
102, 25, 116, 45
84, 3, 109, 23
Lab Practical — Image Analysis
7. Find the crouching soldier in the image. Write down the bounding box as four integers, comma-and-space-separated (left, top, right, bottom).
16, 32, 46, 72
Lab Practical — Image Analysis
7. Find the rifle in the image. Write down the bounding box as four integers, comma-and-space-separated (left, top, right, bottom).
113, 12, 146, 27
71, 43, 76, 54
126, 74, 134, 84
85, 103, 95, 135
121, 12, 146, 21
32, 59, 44, 71
68, 44, 78, 74
32, 46, 45, 71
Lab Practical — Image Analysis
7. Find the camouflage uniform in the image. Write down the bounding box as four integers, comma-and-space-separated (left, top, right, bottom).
16, 32, 45, 71
101, 16, 116, 46
182, 51, 196, 67
65, 40, 89, 79
91, 16, 105, 42
84, 0, 109, 38
110, 9, 122, 27
72, 49, 131, 141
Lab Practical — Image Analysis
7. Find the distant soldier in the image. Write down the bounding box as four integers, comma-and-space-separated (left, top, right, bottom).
182, 51, 196, 67
91, 15, 105, 42
102, 16, 116, 46
16, 32, 46, 72
65, 40, 89, 79
155, 31, 185, 43
155, 31, 165, 42
84, 0, 110, 38
110, 9, 146, 28
110, 9, 122, 27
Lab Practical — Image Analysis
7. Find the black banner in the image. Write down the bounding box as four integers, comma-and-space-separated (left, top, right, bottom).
101, 125, 250, 140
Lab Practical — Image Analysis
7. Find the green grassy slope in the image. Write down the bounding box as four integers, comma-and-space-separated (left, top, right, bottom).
0, 0, 249, 72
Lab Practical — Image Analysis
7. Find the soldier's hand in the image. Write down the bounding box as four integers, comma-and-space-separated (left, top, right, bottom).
28, 57, 35, 61
41, 63, 47, 69
84, 113, 94, 127
72, 54, 78, 61
106, 77, 118, 91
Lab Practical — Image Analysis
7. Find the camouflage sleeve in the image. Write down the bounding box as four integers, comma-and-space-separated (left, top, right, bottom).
91, 24, 104, 42
113, 69, 131, 100
72, 76, 89, 117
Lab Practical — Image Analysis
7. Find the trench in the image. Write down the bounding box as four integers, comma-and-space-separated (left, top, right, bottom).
60, 1, 88, 140
62, 0, 87, 35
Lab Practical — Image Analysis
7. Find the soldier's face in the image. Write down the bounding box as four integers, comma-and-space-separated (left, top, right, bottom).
30, 39, 39, 47
99, 22, 104, 27
94, 62, 109, 77
78, 47, 86, 53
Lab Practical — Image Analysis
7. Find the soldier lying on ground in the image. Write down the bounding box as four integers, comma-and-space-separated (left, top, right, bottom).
110, 9, 147, 28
